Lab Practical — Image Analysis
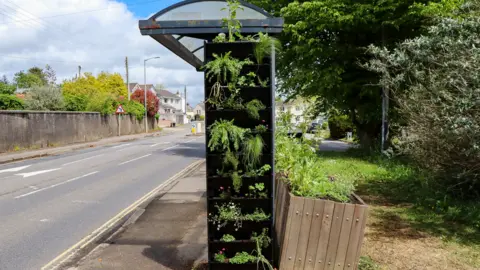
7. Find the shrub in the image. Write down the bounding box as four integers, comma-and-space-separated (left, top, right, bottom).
130, 89, 159, 117
122, 100, 145, 121
86, 93, 116, 115
366, 15, 480, 198
24, 86, 65, 111
328, 114, 354, 139
199, 115, 205, 120
0, 94, 24, 110
154, 113, 160, 120
64, 94, 88, 111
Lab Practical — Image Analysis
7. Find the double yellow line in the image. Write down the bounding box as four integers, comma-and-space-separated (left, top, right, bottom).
42, 159, 205, 270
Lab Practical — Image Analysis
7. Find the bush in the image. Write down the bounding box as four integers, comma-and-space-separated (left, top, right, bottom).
366, 15, 480, 198
64, 94, 88, 111
0, 82, 16, 95
24, 86, 65, 111
321, 121, 328, 130
130, 89, 159, 117
122, 100, 145, 121
328, 114, 354, 139
199, 115, 205, 120
154, 113, 160, 120
86, 93, 116, 115
0, 94, 24, 110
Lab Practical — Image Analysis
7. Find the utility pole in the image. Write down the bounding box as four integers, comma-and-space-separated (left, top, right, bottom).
125, 57, 130, 100
144, 57, 160, 133
78, 65, 81, 78
184, 85, 187, 113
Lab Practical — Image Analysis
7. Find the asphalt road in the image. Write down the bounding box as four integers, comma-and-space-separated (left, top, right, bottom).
0, 129, 205, 270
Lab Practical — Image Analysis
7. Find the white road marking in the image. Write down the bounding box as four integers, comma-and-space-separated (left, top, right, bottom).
150, 142, 170, 147
185, 139, 197, 143
15, 171, 99, 199
62, 154, 104, 166
29, 186, 38, 190
160, 145, 179, 152
0, 165, 31, 173
116, 146, 134, 152
118, 154, 151, 165
112, 143, 131, 149
15, 168, 61, 178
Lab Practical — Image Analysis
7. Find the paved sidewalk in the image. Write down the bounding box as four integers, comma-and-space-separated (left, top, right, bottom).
70, 163, 207, 270
0, 126, 187, 164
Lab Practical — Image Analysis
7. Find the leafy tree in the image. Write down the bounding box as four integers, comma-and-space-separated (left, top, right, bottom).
122, 100, 146, 121
14, 71, 43, 89
0, 94, 24, 110
44, 65, 57, 85
24, 86, 65, 111
85, 92, 117, 115
62, 72, 127, 99
328, 114, 354, 139
247, 0, 465, 146
0, 79, 16, 95
365, 8, 480, 198
130, 89, 159, 117
27, 67, 48, 85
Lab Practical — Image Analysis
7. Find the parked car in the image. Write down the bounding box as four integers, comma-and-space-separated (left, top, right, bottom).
307, 122, 320, 133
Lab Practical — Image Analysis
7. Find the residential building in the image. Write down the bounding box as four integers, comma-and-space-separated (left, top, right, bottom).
275, 98, 326, 126
128, 83, 157, 97
157, 89, 188, 125
186, 103, 195, 120
194, 102, 205, 119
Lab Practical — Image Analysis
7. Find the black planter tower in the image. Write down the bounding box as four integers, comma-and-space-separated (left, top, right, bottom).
139, 1, 283, 269
205, 42, 275, 269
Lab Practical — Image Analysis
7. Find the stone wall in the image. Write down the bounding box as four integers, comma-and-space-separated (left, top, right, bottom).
0, 111, 157, 153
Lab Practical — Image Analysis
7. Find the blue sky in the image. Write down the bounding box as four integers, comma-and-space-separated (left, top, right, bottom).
118, 0, 182, 18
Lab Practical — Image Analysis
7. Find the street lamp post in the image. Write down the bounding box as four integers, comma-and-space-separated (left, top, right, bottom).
144, 56, 160, 133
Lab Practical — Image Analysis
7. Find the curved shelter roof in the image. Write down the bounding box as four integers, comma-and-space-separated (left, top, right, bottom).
138, 0, 283, 71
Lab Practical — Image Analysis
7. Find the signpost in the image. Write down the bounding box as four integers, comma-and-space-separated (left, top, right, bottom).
116, 105, 125, 136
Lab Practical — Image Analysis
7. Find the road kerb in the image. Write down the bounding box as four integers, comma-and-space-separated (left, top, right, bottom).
41, 158, 205, 270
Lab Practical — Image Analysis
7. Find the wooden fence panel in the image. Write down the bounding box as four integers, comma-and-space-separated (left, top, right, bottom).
304, 199, 325, 270
281, 196, 305, 269
334, 204, 356, 270
294, 198, 315, 269
314, 201, 335, 270
344, 205, 367, 270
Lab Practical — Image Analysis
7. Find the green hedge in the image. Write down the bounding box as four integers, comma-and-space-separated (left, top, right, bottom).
0, 94, 24, 110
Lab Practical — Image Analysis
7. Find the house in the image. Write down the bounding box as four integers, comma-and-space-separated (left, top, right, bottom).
186, 103, 195, 120
194, 102, 205, 120
157, 89, 188, 125
128, 83, 156, 96
275, 98, 326, 126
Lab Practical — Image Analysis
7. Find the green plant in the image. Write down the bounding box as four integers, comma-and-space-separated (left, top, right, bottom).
209, 203, 271, 231
0, 94, 24, 110
237, 72, 257, 87
251, 229, 274, 269
229, 252, 256, 264
220, 234, 236, 242
254, 124, 268, 133
242, 134, 264, 171
221, 0, 243, 42
246, 183, 268, 198
204, 52, 253, 84
208, 119, 247, 152
154, 113, 160, 120
24, 86, 65, 111
244, 164, 271, 178
253, 33, 281, 65
244, 99, 266, 120
231, 170, 242, 193
257, 76, 269, 87
64, 94, 88, 111
358, 256, 380, 270
214, 251, 227, 263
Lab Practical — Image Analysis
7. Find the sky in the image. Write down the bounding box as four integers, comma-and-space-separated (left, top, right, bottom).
0, 0, 204, 106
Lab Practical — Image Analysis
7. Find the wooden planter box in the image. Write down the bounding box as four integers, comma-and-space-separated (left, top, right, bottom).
274, 177, 368, 270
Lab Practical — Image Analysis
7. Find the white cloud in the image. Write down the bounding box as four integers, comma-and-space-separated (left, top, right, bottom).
0, 0, 204, 106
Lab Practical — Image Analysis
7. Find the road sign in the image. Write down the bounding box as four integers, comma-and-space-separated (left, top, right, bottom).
116, 105, 125, 114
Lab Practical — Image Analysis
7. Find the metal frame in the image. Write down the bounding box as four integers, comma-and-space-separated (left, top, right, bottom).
138, 0, 284, 70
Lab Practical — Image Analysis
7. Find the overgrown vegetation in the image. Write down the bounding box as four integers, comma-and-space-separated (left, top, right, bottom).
366, 10, 480, 199
276, 112, 355, 202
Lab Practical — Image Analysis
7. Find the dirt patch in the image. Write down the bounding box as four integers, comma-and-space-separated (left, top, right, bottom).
361, 205, 479, 270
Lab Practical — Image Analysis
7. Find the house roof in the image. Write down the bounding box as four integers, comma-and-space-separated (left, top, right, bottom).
158, 89, 180, 98
128, 83, 138, 91
195, 102, 205, 110
137, 84, 154, 91
186, 104, 194, 112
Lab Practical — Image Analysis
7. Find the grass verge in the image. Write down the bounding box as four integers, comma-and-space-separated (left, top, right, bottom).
316, 149, 480, 269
